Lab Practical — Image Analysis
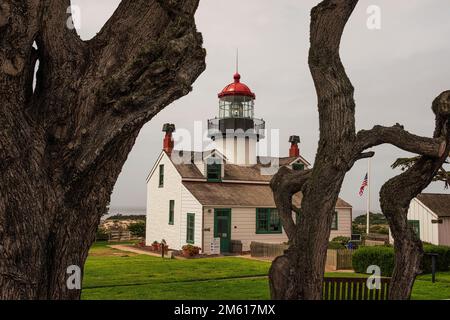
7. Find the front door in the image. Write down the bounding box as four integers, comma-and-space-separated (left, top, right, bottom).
214, 209, 231, 253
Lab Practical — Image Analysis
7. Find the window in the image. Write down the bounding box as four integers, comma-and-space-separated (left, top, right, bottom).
408, 220, 420, 238
331, 211, 338, 230
186, 213, 195, 244
207, 163, 221, 182
292, 163, 305, 171
169, 200, 175, 225
256, 208, 282, 234
159, 164, 164, 187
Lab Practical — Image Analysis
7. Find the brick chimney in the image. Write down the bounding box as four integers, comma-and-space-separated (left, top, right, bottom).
162, 123, 175, 156
289, 135, 300, 157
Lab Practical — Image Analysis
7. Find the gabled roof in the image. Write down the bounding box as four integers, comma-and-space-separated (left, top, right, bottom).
170, 150, 226, 179
168, 150, 310, 183
146, 150, 168, 182
173, 163, 204, 179
258, 155, 311, 167
172, 149, 226, 163
183, 182, 276, 207
416, 193, 450, 217
224, 164, 272, 182
182, 181, 352, 208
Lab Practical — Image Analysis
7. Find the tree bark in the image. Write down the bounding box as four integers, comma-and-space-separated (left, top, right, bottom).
0, 0, 205, 299
270, 0, 359, 300
380, 92, 450, 300
269, 0, 449, 300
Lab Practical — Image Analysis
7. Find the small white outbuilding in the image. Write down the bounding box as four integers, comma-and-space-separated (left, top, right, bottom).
390, 193, 450, 246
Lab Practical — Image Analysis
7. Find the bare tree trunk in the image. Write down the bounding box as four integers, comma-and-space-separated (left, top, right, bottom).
270, 0, 360, 299
270, 0, 448, 300
0, 0, 205, 299
380, 92, 450, 300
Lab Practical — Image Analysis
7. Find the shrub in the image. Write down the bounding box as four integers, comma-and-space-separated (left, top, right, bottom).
369, 224, 389, 235
135, 241, 145, 247
96, 227, 109, 241
422, 244, 450, 273
328, 241, 346, 250
352, 244, 450, 276
128, 221, 145, 237
151, 241, 160, 251
182, 244, 201, 256
332, 236, 350, 245
352, 246, 395, 276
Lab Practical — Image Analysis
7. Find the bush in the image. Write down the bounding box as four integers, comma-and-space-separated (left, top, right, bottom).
352, 246, 395, 276
332, 236, 350, 245
328, 241, 346, 250
182, 244, 201, 256
422, 244, 450, 273
352, 244, 450, 276
128, 221, 145, 237
96, 227, 109, 241
369, 225, 389, 235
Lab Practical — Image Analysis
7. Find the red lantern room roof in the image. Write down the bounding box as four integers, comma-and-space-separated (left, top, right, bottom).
218, 73, 256, 99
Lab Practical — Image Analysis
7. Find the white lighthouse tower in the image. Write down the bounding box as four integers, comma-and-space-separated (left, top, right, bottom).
207, 72, 265, 165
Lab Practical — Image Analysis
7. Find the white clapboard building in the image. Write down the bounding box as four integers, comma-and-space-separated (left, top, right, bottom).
389, 193, 450, 246
145, 72, 353, 254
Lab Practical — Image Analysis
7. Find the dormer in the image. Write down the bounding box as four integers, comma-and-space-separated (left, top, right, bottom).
203, 150, 225, 182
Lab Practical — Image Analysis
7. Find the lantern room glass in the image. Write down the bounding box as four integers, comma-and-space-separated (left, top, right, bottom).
219, 95, 254, 119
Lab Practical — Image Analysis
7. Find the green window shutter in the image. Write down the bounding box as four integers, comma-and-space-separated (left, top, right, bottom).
159, 164, 164, 187
331, 211, 338, 230
292, 163, 305, 171
186, 213, 195, 244
169, 200, 175, 225
207, 163, 221, 182
256, 208, 282, 234
408, 220, 420, 238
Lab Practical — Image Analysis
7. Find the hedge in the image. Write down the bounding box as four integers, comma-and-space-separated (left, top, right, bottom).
352, 246, 395, 276
328, 241, 346, 250
422, 244, 450, 273
128, 221, 146, 238
352, 244, 450, 276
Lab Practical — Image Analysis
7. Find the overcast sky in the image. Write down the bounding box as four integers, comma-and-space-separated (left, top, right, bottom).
72, 0, 450, 214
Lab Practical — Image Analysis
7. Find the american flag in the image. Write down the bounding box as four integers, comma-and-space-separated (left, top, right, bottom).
359, 173, 368, 196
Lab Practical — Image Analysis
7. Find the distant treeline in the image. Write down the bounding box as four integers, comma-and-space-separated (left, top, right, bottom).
352, 213, 389, 235
353, 213, 387, 225
107, 214, 146, 221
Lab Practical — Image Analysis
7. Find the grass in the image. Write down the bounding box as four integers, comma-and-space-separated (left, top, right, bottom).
81, 242, 450, 300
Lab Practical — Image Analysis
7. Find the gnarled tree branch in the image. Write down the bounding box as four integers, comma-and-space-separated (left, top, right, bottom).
0, 0, 205, 299
269, 0, 448, 301
270, 167, 311, 239
380, 90, 450, 300
355, 124, 446, 158
52, 0, 206, 183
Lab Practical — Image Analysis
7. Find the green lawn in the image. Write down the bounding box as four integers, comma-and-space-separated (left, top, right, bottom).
81, 242, 450, 300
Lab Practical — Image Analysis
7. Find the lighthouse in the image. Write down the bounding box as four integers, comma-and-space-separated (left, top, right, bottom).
146, 68, 353, 256
207, 72, 265, 165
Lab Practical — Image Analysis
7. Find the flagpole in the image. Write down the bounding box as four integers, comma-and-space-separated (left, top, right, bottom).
366, 157, 371, 235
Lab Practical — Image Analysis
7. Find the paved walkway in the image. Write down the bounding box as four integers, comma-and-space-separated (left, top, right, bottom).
108, 244, 164, 257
